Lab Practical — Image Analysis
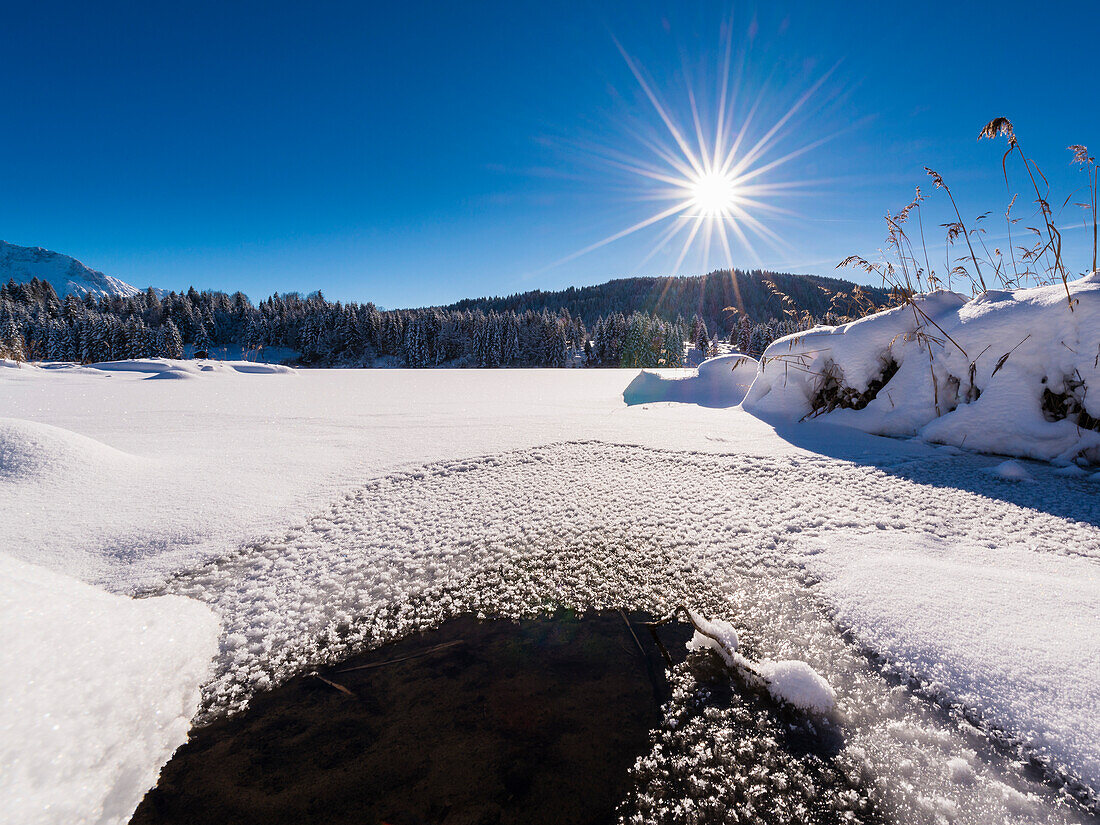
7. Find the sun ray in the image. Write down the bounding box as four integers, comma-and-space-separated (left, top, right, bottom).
673, 215, 707, 273
539, 198, 696, 273
543, 30, 833, 279
613, 37, 706, 178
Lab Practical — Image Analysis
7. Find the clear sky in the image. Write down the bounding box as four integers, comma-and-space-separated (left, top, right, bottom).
2, 0, 1097, 306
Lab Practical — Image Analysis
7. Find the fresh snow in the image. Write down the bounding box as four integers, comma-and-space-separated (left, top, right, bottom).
0, 552, 218, 825
757, 658, 837, 715
987, 458, 1035, 481
2, 358, 1099, 823
745, 273, 1100, 465
0, 240, 146, 299
685, 608, 837, 714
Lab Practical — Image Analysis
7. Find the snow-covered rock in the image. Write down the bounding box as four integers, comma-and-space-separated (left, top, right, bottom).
0, 240, 146, 299
744, 274, 1100, 464
623, 353, 758, 407
0, 553, 219, 825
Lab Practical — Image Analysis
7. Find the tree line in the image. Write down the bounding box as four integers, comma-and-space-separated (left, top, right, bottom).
0, 275, 880, 368
439, 270, 890, 336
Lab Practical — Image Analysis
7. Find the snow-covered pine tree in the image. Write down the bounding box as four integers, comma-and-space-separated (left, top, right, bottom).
737, 316, 752, 353
162, 320, 184, 359
661, 322, 684, 366
749, 323, 772, 357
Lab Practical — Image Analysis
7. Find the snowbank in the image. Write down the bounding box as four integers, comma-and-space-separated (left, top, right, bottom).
0, 553, 219, 825
86, 358, 296, 376
744, 274, 1100, 464
623, 353, 758, 407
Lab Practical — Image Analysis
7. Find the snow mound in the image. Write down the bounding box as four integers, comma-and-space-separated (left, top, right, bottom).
145, 370, 199, 380
86, 359, 295, 377
757, 658, 837, 714
0, 418, 139, 481
0, 552, 219, 825
744, 275, 1100, 464
88, 359, 200, 374
987, 459, 1034, 482
228, 362, 295, 374
624, 353, 758, 407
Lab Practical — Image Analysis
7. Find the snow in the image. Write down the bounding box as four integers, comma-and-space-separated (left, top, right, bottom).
0, 240, 146, 299
804, 533, 1100, 792
987, 459, 1035, 481
2, 363, 1099, 822
623, 353, 759, 407
745, 274, 1100, 465
0, 417, 143, 482
0, 552, 218, 825
685, 607, 836, 714
757, 659, 837, 714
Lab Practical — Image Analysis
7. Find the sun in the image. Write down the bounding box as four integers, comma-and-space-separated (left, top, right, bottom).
538, 26, 835, 278
688, 170, 740, 217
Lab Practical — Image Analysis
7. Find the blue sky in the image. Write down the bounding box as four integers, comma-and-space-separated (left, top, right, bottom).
2, 0, 1097, 306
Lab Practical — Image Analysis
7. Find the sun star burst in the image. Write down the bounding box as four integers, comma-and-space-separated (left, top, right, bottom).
544, 26, 837, 280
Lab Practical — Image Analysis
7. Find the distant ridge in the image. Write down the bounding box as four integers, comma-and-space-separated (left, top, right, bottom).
429, 271, 892, 333
0, 240, 146, 299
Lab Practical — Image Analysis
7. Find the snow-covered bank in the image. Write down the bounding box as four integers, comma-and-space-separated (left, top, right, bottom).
0, 553, 218, 825
745, 273, 1100, 464
623, 352, 758, 407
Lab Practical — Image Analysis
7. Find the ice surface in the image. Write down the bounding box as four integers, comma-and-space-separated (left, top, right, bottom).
0, 552, 218, 825
805, 533, 1100, 791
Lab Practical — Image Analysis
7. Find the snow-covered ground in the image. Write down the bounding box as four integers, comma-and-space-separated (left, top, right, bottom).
2, 359, 1099, 824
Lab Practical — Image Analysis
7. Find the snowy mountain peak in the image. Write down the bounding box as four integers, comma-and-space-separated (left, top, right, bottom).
0, 240, 147, 299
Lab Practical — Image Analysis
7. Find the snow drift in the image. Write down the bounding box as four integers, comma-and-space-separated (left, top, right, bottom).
0, 417, 142, 481
624, 353, 759, 407
744, 273, 1100, 464
0, 553, 219, 825
86, 359, 296, 377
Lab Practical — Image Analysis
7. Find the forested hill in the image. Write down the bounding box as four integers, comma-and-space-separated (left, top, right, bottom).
433, 270, 891, 335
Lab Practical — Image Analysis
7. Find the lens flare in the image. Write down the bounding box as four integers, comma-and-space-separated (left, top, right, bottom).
543, 24, 838, 279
